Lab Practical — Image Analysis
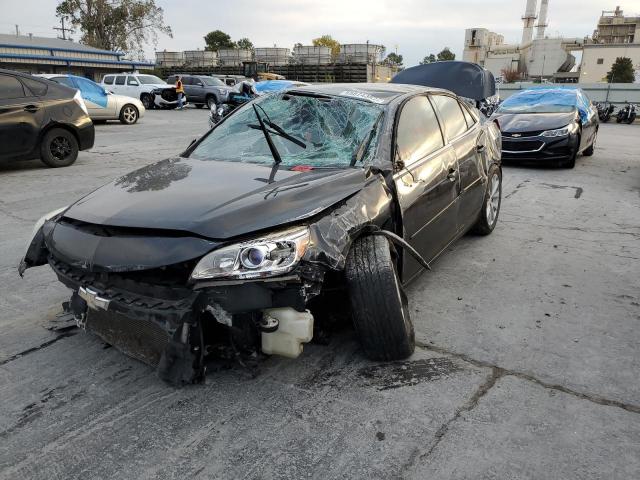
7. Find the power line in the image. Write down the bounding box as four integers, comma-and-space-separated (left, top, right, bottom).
53, 17, 74, 40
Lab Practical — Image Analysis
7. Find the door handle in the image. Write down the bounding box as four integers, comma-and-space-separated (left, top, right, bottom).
23, 105, 39, 113
447, 168, 457, 182
476, 144, 486, 153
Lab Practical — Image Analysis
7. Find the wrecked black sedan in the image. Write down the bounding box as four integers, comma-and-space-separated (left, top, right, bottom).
19, 72, 502, 384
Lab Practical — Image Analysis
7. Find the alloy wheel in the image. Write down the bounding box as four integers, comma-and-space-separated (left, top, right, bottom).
49, 136, 72, 161
123, 106, 137, 124
486, 172, 501, 226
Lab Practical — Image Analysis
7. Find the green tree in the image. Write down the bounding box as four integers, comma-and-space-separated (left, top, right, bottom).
56, 0, 172, 57
235, 37, 254, 51
436, 47, 456, 61
606, 57, 635, 83
312, 35, 341, 57
420, 53, 437, 64
385, 52, 403, 66
204, 30, 235, 51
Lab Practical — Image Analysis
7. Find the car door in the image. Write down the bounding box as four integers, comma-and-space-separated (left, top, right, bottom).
111, 75, 126, 95
182, 76, 197, 101
0, 73, 44, 160
126, 75, 141, 98
432, 94, 486, 230
393, 95, 460, 282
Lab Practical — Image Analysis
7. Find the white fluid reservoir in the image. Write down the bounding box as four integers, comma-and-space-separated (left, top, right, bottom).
261, 308, 314, 358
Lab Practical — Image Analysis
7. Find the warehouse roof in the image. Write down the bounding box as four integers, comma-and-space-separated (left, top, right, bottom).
0, 33, 123, 55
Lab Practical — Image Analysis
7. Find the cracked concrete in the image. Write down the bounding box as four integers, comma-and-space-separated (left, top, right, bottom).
1, 111, 639, 479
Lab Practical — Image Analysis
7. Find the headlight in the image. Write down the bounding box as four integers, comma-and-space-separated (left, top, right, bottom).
218, 88, 227, 95
541, 125, 572, 137
31, 206, 68, 240
190, 226, 310, 281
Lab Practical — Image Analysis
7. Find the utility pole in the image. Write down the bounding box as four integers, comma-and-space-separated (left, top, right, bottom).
15, 24, 19, 36
53, 17, 74, 40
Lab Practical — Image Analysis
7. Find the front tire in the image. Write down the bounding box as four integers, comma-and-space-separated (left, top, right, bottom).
206, 95, 217, 109
583, 131, 596, 156
140, 93, 153, 110
345, 235, 415, 361
119, 104, 139, 125
471, 164, 502, 235
40, 128, 78, 167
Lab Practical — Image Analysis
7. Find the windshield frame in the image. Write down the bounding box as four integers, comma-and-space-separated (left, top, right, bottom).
186, 92, 388, 170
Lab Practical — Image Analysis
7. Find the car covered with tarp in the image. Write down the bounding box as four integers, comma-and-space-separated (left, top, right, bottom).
491, 87, 598, 168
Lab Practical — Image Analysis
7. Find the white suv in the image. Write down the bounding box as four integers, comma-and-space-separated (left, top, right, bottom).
102, 73, 177, 109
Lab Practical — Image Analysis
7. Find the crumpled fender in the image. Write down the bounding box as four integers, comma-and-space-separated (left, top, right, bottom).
303, 173, 394, 270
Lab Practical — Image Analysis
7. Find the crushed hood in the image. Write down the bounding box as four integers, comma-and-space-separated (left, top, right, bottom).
63, 157, 368, 240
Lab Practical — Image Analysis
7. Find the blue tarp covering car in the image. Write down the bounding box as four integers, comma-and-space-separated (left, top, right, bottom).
255, 80, 310, 93
498, 88, 591, 123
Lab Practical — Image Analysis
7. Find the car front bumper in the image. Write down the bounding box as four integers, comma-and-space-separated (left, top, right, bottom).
501, 133, 579, 162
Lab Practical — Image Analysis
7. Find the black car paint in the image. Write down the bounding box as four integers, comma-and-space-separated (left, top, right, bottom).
492, 108, 598, 162
20, 82, 500, 383
0, 69, 94, 163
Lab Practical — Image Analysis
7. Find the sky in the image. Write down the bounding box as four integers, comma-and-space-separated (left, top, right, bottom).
1, 0, 639, 67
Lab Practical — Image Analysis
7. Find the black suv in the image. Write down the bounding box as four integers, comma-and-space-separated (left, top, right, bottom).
167, 74, 234, 109
0, 69, 94, 167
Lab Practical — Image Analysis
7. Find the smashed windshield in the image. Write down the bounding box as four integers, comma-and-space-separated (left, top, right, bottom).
190, 93, 385, 168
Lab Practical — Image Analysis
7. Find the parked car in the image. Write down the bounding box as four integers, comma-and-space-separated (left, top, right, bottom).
210, 74, 250, 87
166, 74, 235, 109
0, 69, 94, 167
491, 88, 598, 168
102, 73, 177, 110
37, 74, 144, 125
19, 64, 502, 384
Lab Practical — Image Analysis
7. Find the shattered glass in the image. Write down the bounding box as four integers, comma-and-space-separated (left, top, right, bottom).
191, 93, 384, 168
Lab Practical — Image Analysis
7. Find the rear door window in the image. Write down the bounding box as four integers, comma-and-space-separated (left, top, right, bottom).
114, 76, 126, 85
21, 77, 48, 96
461, 103, 476, 128
432, 95, 469, 140
0, 74, 25, 99
103, 75, 114, 85
127, 76, 139, 86
396, 96, 444, 164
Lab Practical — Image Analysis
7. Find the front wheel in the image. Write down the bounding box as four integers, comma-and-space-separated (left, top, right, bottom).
345, 235, 415, 361
119, 104, 139, 125
627, 113, 636, 125
140, 93, 153, 110
471, 164, 502, 235
40, 128, 78, 167
583, 130, 597, 156
206, 96, 217, 109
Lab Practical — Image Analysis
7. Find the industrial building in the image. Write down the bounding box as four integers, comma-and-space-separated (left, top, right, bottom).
463, 0, 582, 81
155, 43, 397, 83
579, 7, 640, 83
0, 33, 154, 81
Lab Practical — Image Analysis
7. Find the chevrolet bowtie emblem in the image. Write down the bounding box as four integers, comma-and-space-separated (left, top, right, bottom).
78, 286, 111, 311
512, 133, 522, 138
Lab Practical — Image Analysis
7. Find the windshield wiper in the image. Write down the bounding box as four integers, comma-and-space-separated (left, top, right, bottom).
252, 104, 282, 165
248, 104, 307, 149
350, 112, 383, 167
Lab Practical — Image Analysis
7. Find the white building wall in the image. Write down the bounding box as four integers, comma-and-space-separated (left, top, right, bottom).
580, 44, 640, 82
526, 38, 571, 77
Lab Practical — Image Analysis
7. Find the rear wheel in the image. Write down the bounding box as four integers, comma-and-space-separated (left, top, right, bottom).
119, 104, 139, 125
140, 93, 153, 110
345, 235, 415, 361
40, 128, 78, 167
471, 164, 502, 235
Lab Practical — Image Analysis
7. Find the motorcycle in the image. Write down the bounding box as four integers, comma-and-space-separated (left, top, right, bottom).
595, 102, 615, 123
208, 81, 259, 128
616, 103, 637, 124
